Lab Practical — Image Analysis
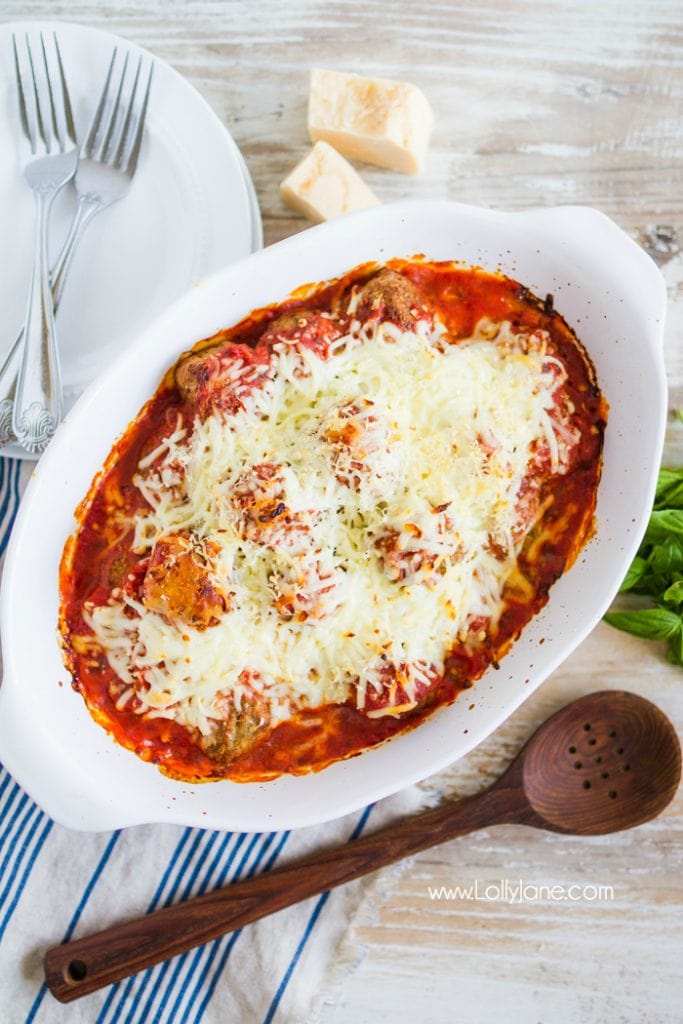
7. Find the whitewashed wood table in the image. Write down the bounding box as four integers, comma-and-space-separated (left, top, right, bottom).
4, 1, 683, 1021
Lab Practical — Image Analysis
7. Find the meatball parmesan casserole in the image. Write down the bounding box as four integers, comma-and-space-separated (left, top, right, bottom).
59, 259, 607, 782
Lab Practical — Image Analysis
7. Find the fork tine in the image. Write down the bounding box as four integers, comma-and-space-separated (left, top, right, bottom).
82, 48, 117, 157
25, 35, 47, 152
12, 35, 32, 150
112, 56, 142, 169
124, 62, 154, 177
53, 33, 76, 147
39, 33, 59, 151
95, 51, 129, 163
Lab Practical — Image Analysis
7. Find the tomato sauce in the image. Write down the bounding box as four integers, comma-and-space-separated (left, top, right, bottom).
59, 260, 607, 783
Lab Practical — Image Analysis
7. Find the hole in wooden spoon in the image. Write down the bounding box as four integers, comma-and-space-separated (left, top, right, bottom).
66, 959, 88, 983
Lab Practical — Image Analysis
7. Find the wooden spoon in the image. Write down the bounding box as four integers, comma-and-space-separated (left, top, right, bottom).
45, 689, 681, 1003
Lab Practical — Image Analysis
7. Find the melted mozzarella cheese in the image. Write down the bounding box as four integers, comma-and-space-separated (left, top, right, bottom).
86, 312, 573, 737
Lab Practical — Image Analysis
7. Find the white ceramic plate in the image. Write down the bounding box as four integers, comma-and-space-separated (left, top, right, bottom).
0, 19, 262, 458
0, 200, 667, 832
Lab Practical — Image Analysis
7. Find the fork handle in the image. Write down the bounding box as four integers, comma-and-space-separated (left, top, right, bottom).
11, 189, 63, 455
0, 342, 21, 447
51, 194, 103, 308
0, 195, 103, 449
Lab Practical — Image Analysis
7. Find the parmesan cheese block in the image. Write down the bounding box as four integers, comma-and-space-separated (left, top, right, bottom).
308, 68, 434, 174
280, 140, 380, 223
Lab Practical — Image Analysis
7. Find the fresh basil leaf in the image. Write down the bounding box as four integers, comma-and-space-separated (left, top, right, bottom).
654, 467, 683, 510
636, 537, 683, 595
655, 481, 683, 511
663, 580, 683, 608
644, 509, 683, 545
603, 607, 682, 641
655, 466, 683, 490
626, 539, 682, 598
649, 535, 683, 568
619, 556, 648, 592
606, 466, 683, 665
667, 626, 683, 666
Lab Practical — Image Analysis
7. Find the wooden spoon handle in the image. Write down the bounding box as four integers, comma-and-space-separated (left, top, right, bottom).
45, 781, 530, 1002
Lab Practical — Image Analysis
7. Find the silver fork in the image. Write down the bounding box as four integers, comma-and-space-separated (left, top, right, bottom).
0, 47, 154, 452
10, 32, 78, 455
50, 50, 154, 313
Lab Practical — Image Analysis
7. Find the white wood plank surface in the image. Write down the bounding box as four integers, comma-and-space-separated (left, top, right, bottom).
2, 2, 681, 1021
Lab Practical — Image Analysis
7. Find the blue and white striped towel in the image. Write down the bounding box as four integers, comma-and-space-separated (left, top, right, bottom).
0, 457, 424, 1024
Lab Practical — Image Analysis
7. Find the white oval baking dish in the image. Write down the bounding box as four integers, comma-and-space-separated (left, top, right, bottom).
0, 200, 667, 832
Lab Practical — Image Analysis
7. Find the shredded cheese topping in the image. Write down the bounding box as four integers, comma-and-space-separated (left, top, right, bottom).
85, 312, 577, 739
